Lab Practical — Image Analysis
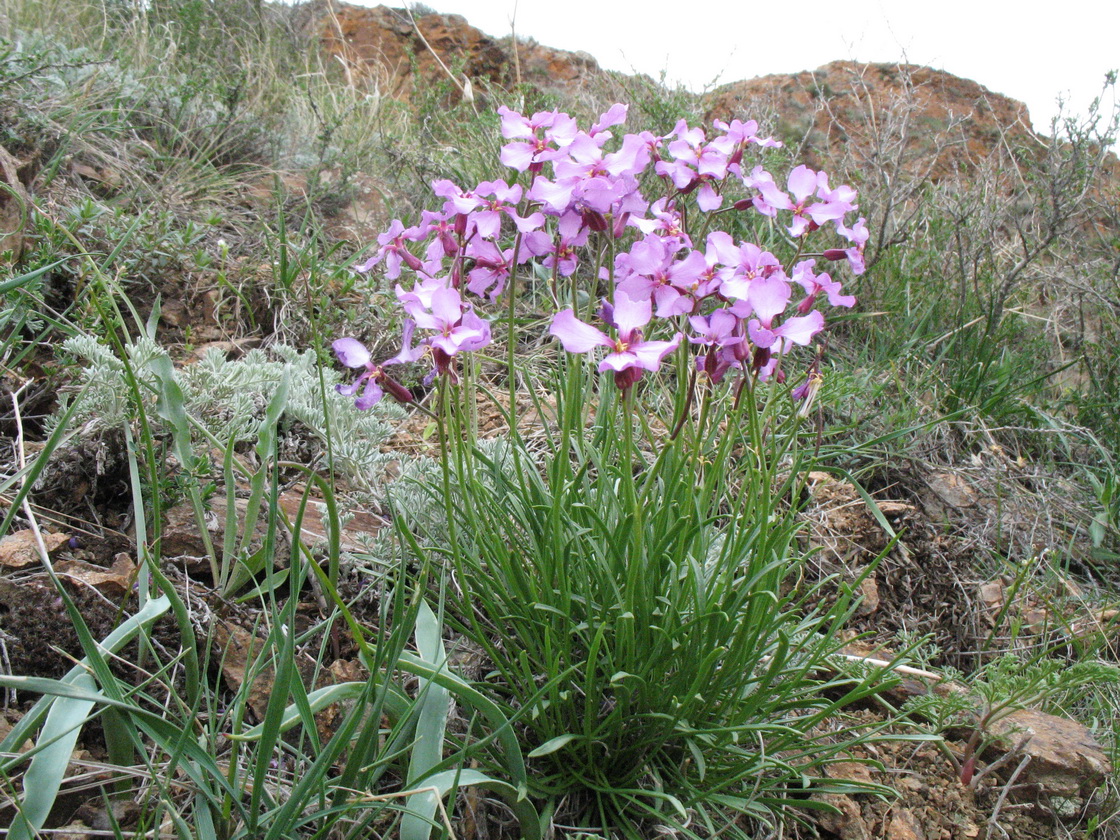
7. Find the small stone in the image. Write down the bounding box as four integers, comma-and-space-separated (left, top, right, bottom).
988, 709, 1109, 798
0, 530, 69, 569
927, 472, 977, 508
54, 554, 137, 597
815, 793, 869, 840
826, 760, 876, 785
856, 574, 880, 615
897, 775, 926, 794
886, 808, 925, 840
978, 580, 1004, 610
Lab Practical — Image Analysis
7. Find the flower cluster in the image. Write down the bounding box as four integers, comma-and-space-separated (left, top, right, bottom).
335, 103, 865, 405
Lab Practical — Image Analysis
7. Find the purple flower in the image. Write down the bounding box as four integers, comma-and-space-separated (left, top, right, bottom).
719, 243, 783, 302
656, 121, 729, 211
630, 198, 689, 244
746, 309, 824, 350
615, 236, 707, 318
432, 179, 482, 216
712, 118, 781, 153
416, 210, 459, 262
740, 165, 788, 217
497, 106, 578, 172
549, 293, 682, 390
792, 259, 855, 313
824, 217, 869, 274
407, 286, 491, 356
687, 308, 742, 349
356, 219, 425, 279
784, 166, 854, 237
472, 180, 545, 240
463, 237, 531, 301
332, 330, 418, 409
522, 212, 588, 277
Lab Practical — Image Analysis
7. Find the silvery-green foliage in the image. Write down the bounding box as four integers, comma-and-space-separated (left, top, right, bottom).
51, 332, 165, 434
51, 338, 406, 487
387, 437, 519, 536
267, 344, 407, 484
385, 455, 447, 536
355, 437, 525, 572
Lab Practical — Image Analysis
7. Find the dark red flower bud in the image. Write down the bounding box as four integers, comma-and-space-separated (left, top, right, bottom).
431, 347, 456, 382
613, 212, 630, 239
960, 755, 975, 786
797, 294, 817, 315
380, 375, 415, 404
614, 367, 643, 391
822, 248, 847, 261
583, 210, 609, 232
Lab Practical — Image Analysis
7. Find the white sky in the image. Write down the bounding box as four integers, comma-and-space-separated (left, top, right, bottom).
406, 0, 1118, 133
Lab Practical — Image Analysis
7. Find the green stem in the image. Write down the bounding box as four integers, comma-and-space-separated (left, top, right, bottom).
507, 231, 524, 427
620, 385, 643, 576
436, 378, 460, 558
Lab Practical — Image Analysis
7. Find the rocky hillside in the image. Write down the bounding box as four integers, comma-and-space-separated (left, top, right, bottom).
319, 3, 1045, 178
319, 3, 601, 99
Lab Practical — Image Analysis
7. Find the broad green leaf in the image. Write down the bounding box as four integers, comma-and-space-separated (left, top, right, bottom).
403, 769, 542, 840
7, 672, 98, 840
401, 600, 451, 840
0, 596, 170, 758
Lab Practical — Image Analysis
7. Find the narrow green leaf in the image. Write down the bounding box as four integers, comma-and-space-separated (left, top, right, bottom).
396, 651, 530, 788
0, 257, 72, 295
526, 734, 579, 759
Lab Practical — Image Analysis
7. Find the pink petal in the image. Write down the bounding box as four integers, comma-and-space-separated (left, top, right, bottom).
612, 292, 653, 336
528, 177, 576, 213
705, 231, 738, 266
787, 165, 819, 201
353, 379, 385, 410
500, 142, 536, 171
696, 182, 723, 212
513, 211, 546, 233
747, 320, 777, 349
550, 309, 612, 353
430, 286, 464, 326
598, 351, 639, 373
748, 274, 791, 324
629, 335, 683, 370
333, 338, 371, 369
774, 310, 825, 345
591, 103, 628, 136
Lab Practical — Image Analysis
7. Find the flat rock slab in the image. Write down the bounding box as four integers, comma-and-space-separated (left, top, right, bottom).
989, 708, 1110, 798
